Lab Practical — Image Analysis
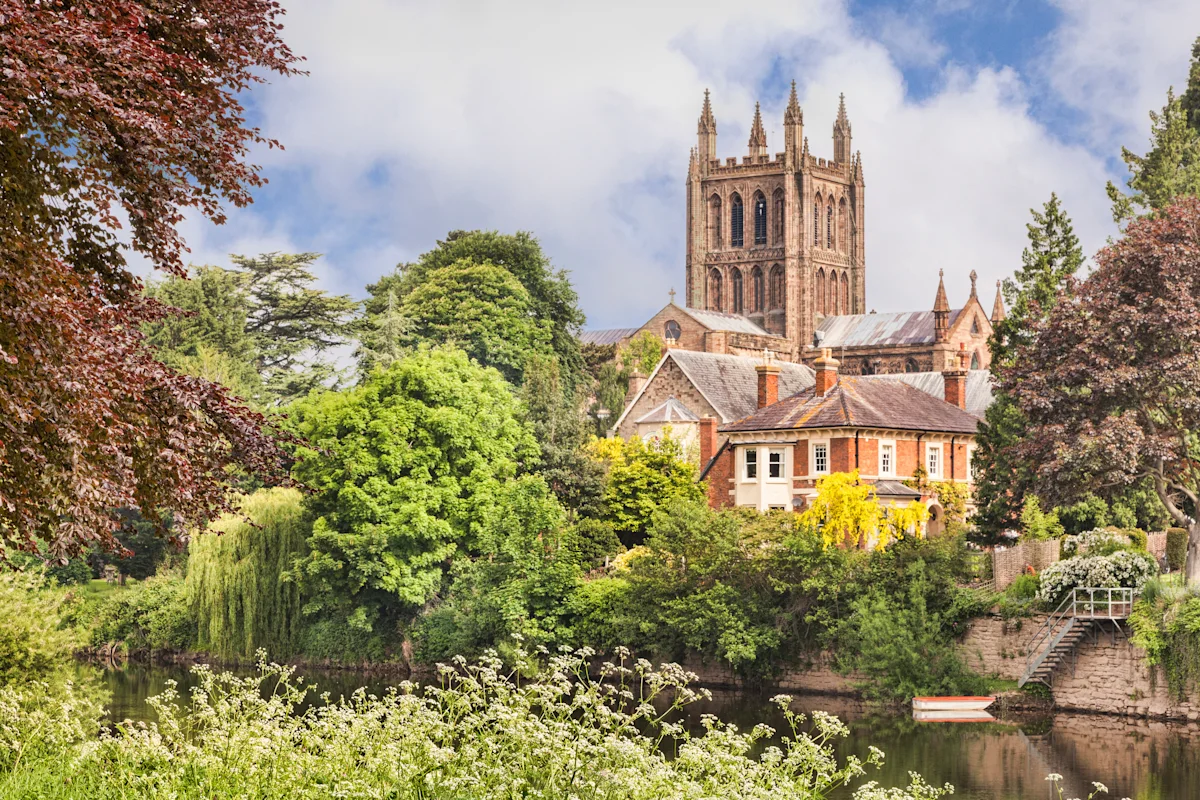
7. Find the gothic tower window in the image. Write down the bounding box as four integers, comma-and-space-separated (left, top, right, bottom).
838, 197, 847, 251
708, 194, 722, 249
769, 265, 784, 309
773, 189, 785, 245
828, 270, 837, 314
816, 268, 826, 315
708, 269, 723, 311
753, 193, 767, 245
751, 266, 764, 310
813, 197, 820, 246
731, 268, 744, 314
840, 273, 849, 314
971, 351, 981, 370
826, 204, 834, 249
730, 194, 744, 248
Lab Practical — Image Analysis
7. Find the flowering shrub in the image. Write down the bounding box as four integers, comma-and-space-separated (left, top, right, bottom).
1037, 551, 1158, 604
1061, 529, 1129, 558
1, 647, 952, 799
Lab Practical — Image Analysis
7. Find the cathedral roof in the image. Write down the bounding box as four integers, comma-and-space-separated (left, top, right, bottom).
578, 327, 640, 346
634, 396, 700, 425
680, 307, 773, 335
721, 375, 982, 435
858, 369, 994, 419
815, 309, 964, 349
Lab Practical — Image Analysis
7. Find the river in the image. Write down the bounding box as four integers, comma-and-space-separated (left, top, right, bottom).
93, 662, 1200, 799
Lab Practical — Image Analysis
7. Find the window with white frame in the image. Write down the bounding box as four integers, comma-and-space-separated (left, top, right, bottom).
812, 442, 829, 474
926, 444, 942, 479
768, 448, 785, 479
879, 442, 894, 477
744, 448, 758, 480
967, 445, 976, 482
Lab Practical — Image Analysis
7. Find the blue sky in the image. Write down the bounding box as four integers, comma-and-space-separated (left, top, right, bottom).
170, 0, 1200, 330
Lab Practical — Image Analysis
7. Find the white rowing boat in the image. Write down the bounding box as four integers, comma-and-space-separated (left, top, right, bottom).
912, 709, 996, 723
911, 696, 995, 712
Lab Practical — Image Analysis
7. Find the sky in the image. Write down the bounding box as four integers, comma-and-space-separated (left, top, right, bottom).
174, 0, 1200, 330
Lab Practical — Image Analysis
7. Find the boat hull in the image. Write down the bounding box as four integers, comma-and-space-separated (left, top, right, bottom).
912, 696, 995, 712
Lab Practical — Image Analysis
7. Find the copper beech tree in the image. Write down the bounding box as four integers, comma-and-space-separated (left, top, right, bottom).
1004, 197, 1200, 583
0, 1, 302, 558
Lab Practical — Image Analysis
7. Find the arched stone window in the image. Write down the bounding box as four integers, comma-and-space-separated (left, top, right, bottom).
664, 320, 682, 341
970, 351, 981, 370
730, 194, 744, 248
816, 268, 826, 315
828, 270, 837, 314
753, 193, 767, 245
840, 273, 850, 315
751, 266, 764, 311
708, 194, 722, 249
905, 358, 920, 373
826, 204, 834, 249
769, 265, 784, 309
731, 268, 744, 314
838, 197, 848, 251
813, 196, 821, 246
773, 189, 785, 245
708, 269, 723, 311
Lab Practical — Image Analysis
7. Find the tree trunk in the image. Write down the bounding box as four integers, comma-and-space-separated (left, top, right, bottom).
1186, 522, 1200, 586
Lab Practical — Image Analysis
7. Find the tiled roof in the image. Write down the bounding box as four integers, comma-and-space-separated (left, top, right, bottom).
873, 480, 923, 499
815, 309, 963, 348
634, 397, 700, 425
667, 350, 815, 423
578, 327, 640, 346
681, 307, 773, 335
859, 370, 993, 418
721, 376, 982, 435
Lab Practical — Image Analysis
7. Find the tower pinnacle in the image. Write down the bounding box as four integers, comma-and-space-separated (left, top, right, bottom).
748, 102, 767, 155
785, 80, 803, 125
992, 281, 1006, 323
933, 269, 950, 344
698, 89, 716, 135
833, 93, 852, 163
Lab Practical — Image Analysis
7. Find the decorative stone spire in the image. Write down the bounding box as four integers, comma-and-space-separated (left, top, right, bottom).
992, 280, 1006, 323
698, 89, 716, 135
969, 269, 978, 300
697, 89, 717, 171
833, 93, 852, 164
784, 80, 804, 165
748, 102, 767, 156
852, 150, 864, 183
687, 147, 697, 180
933, 269, 950, 343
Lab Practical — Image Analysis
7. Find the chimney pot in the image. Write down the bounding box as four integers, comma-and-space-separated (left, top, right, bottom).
813, 347, 840, 396
755, 361, 781, 408
942, 343, 968, 409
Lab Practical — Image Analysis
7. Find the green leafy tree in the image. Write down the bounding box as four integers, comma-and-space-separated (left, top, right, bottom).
355, 289, 411, 376
973, 194, 1082, 540
1107, 36, 1200, 224
620, 331, 664, 378
587, 435, 705, 543
1004, 198, 1200, 583
366, 230, 586, 387
396, 260, 554, 386
287, 348, 541, 636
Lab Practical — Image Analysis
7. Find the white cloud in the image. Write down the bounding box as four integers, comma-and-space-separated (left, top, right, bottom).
183, 0, 1192, 331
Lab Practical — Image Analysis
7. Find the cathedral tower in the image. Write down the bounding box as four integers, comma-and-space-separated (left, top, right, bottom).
685, 85, 866, 360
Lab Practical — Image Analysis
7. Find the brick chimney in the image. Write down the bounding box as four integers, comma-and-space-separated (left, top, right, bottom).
814, 348, 840, 396
943, 342, 969, 409
699, 416, 718, 467
627, 369, 646, 403
755, 358, 781, 409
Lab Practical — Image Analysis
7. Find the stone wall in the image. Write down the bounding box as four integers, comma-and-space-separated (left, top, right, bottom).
959, 613, 1047, 681
993, 539, 1061, 590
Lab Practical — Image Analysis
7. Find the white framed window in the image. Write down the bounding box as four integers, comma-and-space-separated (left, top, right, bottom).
744, 448, 758, 480
927, 444, 942, 480
879, 442, 895, 477
768, 448, 785, 479
967, 445, 976, 483
812, 442, 829, 475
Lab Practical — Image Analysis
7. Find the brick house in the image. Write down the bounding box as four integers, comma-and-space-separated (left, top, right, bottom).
699, 347, 983, 535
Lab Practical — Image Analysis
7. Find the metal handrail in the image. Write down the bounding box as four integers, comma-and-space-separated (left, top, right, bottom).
1021, 587, 1136, 683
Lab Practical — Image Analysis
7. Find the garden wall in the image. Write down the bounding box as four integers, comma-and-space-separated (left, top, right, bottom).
992, 540, 1061, 590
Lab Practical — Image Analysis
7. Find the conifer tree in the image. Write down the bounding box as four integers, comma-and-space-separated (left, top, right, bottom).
972, 194, 1082, 539
1107, 35, 1200, 223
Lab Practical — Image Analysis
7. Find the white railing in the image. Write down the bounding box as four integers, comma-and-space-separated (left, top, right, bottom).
1019, 587, 1135, 687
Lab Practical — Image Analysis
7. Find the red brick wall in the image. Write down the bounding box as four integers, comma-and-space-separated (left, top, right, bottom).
793, 440, 809, 476
896, 439, 919, 480
706, 447, 735, 508
857, 437, 879, 475
830, 438, 852, 473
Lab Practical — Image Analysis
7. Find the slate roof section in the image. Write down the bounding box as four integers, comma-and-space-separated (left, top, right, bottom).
874, 480, 923, 499
721, 376, 982, 435
578, 327, 640, 346
667, 350, 815, 423
681, 307, 774, 336
859, 370, 994, 418
634, 397, 700, 425
815, 309, 963, 348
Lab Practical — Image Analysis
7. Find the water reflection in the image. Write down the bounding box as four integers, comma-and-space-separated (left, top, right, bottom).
85, 662, 1200, 800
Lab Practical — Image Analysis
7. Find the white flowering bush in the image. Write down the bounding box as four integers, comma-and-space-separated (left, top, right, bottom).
1061, 529, 1129, 558
1037, 551, 1158, 605
0, 646, 952, 800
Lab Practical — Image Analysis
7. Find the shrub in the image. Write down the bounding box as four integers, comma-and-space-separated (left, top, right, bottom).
1020, 496, 1064, 541
1130, 585, 1200, 701
1036, 550, 1158, 605
88, 572, 194, 652
1060, 528, 1143, 558
0, 573, 76, 686
1167, 528, 1189, 572
1006, 572, 1040, 600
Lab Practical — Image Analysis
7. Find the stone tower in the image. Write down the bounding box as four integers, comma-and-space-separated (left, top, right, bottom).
685, 83, 866, 360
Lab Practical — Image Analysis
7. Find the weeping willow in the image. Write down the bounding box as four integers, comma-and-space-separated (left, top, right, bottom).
186, 488, 309, 661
